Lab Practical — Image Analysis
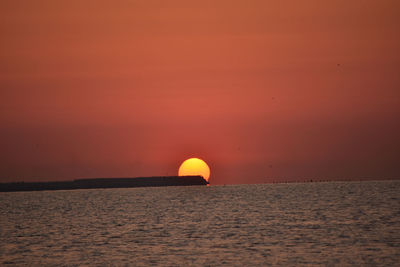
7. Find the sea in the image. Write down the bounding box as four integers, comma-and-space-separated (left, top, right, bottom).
1, 180, 399, 266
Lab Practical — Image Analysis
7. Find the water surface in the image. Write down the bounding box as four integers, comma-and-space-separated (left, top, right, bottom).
1, 181, 399, 266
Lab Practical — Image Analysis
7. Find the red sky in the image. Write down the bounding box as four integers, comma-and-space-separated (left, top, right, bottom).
1, 0, 399, 184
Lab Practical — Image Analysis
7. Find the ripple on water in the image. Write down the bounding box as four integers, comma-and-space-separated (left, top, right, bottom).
0, 181, 399, 266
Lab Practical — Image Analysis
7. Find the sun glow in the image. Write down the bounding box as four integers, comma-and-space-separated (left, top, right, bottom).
178, 158, 210, 182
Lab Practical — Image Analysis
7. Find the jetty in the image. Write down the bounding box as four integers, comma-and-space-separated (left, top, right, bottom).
0, 176, 209, 192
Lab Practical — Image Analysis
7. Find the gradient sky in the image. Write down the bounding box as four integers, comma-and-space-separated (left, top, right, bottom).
1, 0, 399, 184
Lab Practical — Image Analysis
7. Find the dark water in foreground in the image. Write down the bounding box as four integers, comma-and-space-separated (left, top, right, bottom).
1, 181, 399, 266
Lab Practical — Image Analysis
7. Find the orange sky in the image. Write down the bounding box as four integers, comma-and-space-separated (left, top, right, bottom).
1, 0, 399, 184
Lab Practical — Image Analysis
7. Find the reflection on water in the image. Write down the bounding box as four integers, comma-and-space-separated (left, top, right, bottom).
1, 181, 399, 265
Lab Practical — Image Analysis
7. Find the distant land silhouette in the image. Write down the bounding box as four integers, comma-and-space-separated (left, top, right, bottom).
0, 176, 209, 192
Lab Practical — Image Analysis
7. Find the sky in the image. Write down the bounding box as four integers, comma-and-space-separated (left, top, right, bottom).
1, 0, 399, 184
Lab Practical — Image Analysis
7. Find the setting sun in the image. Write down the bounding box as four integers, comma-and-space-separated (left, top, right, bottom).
178, 158, 210, 182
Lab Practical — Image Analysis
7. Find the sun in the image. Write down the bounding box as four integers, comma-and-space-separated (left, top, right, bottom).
178, 158, 210, 182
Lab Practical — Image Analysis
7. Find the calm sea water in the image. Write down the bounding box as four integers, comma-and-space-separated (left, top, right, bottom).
1, 181, 399, 266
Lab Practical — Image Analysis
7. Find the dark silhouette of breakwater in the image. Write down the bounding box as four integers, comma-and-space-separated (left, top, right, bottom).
0, 176, 208, 192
